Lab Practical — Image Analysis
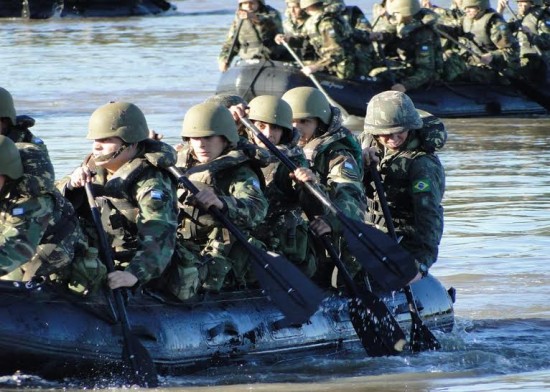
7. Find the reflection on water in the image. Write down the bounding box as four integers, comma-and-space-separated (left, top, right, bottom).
1, 0, 549, 389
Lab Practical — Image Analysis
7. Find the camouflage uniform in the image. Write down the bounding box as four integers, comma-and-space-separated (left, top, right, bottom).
218, 2, 284, 66
372, 8, 445, 90
59, 139, 178, 289
175, 140, 269, 292
361, 91, 446, 274
1, 141, 105, 291
282, 0, 315, 61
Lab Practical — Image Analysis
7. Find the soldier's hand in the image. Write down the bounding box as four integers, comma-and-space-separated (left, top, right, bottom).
219, 59, 229, 73
362, 147, 379, 167
291, 167, 318, 184
302, 64, 322, 76
420, 0, 432, 8
228, 103, 248, 122
310, 216, 332, 236
191, 188, 224, 211
275, 33, 287, 45
107, 270, 138, 289
479, 53, 493, 65
496, 0, 508, 14
69, 166, 94, 189
149, 129, 163, 141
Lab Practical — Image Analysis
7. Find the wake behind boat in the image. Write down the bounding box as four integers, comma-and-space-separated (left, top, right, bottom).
0, 274, 454, 382
216, 59, 550, 118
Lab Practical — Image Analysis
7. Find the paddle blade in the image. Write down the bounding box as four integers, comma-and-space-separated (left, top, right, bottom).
250, 251, 325, 325
121, 326, 159, 387
341, 217, 417, 291
404, 286, 441, 352
348, 293, 407, 357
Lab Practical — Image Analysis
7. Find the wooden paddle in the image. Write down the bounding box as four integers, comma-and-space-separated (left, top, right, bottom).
367, 163, 441, 352
166, 166, 325, 325
435, 27, 550, 111
240, 117, 418, 292
84, 183, 159, 387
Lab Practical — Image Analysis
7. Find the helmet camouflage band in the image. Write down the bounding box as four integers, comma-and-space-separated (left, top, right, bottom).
388, 0, 422, 17
281, 86, 331, 125
248, 95, 293, 131
181, 102, 239, 145
87, 102, 149, 144
239, 0, 264, 4
461, 0, 490, 10
0, 135, 24, 180
364, 91, 423, 135
300, 0, 323, 8
0, 87, 17, 126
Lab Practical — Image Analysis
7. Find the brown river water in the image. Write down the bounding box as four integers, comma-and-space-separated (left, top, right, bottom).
1, 1, 549, 390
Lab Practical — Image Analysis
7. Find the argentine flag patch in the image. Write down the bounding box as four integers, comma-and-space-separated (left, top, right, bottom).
412, 178, 431, 193
150, 190, 163, 200
12, 207, 25, 216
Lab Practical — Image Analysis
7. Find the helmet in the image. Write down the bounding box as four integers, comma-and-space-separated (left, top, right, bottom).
389, 0, 422, 17
0, 135, 23, 180
87, 102, 149, 143
300, 0, 323, 8
239, 0, 264, 4
0, 87, 17, 126
181, 102, 239, 145
517, 0, 541, 5
364, 91, 423, 135
462, 0, 490, 10
248, 95, 293, 131
281, 87, 331, 125
204, 94, 248, 108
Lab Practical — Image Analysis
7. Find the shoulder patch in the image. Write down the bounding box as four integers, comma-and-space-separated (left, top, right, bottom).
420, 45, 429, 52
251, 179, 261, 189
412, 178, 432, 193
150, 190, 163, 200
11, 207, 25, 216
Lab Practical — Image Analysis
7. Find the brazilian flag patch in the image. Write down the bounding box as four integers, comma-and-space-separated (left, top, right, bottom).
412, 178, 432, 193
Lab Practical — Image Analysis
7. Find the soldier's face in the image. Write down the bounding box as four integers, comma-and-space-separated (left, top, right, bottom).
517, 1, 531, 16
240, 0, 259, 12
293, 117, 318, 146
288, 4, 302, 20
376, 130, 409, 150
464, 6, 480, 18
189, 136, 228, 163
92, 137, 135, 172
252, 121, 284, 147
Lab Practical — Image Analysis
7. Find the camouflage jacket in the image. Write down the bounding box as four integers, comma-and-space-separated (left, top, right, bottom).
1, 143, 85, 278
176, 140, 269, 242
362, 116, 446, 267
509, 6, 550, 61
219, 5, 283, 65
59, 140, 178, 285
302, 107, 366, 233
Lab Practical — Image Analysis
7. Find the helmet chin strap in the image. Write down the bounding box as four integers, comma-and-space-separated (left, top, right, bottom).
94, 143, 130, 163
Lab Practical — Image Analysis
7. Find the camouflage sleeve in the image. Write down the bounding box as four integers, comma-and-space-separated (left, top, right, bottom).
489, 17, 520, 67
532, 12, 550, 50
0, 195, 53, 274
401, 28, 441, 91
125, 169, 178, 284
316, 18, 348, 68
219, 166, 268, 229
256, 7, 284, 39
408, 155, 445, 267
323, 149, 366, 233
218, 16, 241, 65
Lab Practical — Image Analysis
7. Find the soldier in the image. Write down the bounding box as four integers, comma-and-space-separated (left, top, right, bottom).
275, 0, 358, 79
233, 95, 325, 277
282, 0, 315, 61
281, 86, 366, 284
218, 0, 284, 72
176, 103, 269, 293
58, 102, 178, 291
0, 136, 105, 292
370, 0, 445, 92
361, 91, 446, 280
438, 0, 520, 83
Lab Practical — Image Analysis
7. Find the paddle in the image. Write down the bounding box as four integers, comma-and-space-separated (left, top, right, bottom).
224, 19, 244, 70
84, 183, 159, 387
240, 117, 418, 292
166, 166, 325, 325
367, 163, 441, 352
314, 233, 407, 356
435, 27, 550, 111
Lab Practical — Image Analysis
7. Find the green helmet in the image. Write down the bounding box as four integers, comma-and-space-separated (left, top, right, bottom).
281, 87, 331, 125
0, 87, 17, 126
462, 0, 490, 10
517, 0, 541, 5
0, 135, 23, 180
364, 91, 423, 135
300, 0, 323, 8
181, 102, 239, 145
389, 0, 422, 17
204, 93, 248, 109
248, 95, 293, 131
239, 0, 264, 4
87, 102, 149, 143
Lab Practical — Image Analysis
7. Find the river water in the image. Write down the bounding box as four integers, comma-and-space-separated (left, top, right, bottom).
1, 1, 549, 391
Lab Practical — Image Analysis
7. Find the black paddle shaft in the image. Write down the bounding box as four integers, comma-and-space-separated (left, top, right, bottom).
84, 183, 159, 387
167, 166, 324, 325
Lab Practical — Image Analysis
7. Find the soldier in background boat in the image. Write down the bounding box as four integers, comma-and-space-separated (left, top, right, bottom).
58, 102, 179, 292
497, 0, 550, 81
232, 95, 325, 277
421, 0, 465, 55
437, 0, 521, 83
218, 0, 284, 72
275, 0, 359, 80
281, 0, 316, 61
0, 136, 106, 292
360, 91, 446, 281
369, 0, 445, 92
281, 86, 366, 285
174, 103, 269, 294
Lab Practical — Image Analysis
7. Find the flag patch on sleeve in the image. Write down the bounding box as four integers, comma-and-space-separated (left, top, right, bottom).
412, 178, 432, 193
